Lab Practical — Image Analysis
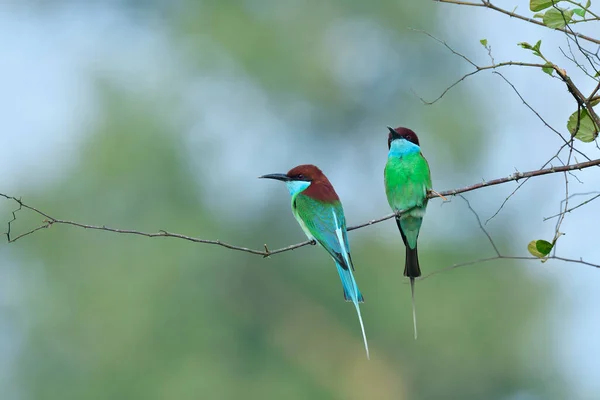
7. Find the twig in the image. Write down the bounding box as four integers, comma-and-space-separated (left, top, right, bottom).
459, 195, 500, 256
419, 193, 600, 280
554, 66, 600, 129
416, 61, 547, 105
409, 28, 478, 68
434, 0, 600, 45
551, 140, 574, 255
544, 192, 600, 220
420, 254, 600, 280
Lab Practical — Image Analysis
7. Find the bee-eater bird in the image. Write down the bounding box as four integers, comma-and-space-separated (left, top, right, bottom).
384, 126, 432, 340
260, 164, 369, 359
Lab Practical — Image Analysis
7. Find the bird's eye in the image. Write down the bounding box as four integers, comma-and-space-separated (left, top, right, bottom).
297, 174, 305, 179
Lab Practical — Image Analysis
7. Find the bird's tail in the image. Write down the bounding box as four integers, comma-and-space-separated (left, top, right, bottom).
405, 247, 420, 340
336, 263, 364, 303
336, 263, 369, 360
404, 245, 421, 279
410, 277, 417, 340
396, 218, 422, 279
397, 218, 421, 340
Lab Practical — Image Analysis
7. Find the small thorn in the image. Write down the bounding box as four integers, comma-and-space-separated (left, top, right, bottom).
429, 189, 448, 201
263, 244, 271, 258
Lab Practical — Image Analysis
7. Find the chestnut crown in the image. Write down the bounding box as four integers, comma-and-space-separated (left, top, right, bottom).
387, 126, 420, 149
286, 164, 325, 182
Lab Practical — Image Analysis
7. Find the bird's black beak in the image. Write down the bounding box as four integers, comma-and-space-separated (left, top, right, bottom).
387, 126, 396, 134
259, 173, 290, 182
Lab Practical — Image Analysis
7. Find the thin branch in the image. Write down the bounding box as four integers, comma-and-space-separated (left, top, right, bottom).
490, 71, 595, 166
563, 0, 600, 19
415, 30, 600, 169
415, 61, 546, 105
492, 71, 566, 139
543, 192, 600, 220
554, 66, 600, 129
412, 28, 600, 141
559, 43, 597, 81
434, 0, 600, 45
552, 139, 574, 255
1, 193, 290, 256
552, 256, 600, 268
420, 254, 600, 280
419, 192, 600, 280
459, 195, 500, 256
412, 35, 600, 132
590, 81, 600, 99
409, 28, 478, 68
2, 158, 600, 257
559, 8, 600, 77
486, 136, 574, 224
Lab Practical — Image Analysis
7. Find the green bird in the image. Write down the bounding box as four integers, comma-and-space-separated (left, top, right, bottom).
260, 164, 369, 359
384, 126, 432, 339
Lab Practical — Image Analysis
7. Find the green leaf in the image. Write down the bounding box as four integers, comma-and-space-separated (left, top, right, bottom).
480, 38, 488, 47
573, 8, 586, 17
542, 62, 554, 75
543, 8, 574, 28
530, 0, 557, 11
518, 42, 533, 50
533, 12, 546, 18
567, 107, 600, 142
586, 0, 591, 8
518, 40, 544, 58
536, 240, 554, 255
528, 240, 553, 258
532, 40, 543, 57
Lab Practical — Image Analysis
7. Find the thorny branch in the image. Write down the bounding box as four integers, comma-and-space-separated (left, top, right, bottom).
2, 158, 600, 260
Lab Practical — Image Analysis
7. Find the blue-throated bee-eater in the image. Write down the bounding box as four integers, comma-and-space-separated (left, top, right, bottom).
260, 164, 369, 359
384, 127, 432, 340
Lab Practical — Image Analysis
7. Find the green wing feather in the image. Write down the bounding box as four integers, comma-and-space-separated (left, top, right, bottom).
292, 194, 353, 270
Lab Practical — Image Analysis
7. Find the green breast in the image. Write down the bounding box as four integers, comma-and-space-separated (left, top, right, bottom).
384, 152, 432, 212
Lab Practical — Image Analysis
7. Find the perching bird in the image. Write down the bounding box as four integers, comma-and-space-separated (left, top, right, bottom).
260, 164, 369, 359
384, 126, 432, 340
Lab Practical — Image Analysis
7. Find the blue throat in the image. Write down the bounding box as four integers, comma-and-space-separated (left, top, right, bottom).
285, 180, 311, 196
388, 138, 420, 158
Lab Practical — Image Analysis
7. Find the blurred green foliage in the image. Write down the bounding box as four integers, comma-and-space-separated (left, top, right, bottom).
2, 1, 565, 399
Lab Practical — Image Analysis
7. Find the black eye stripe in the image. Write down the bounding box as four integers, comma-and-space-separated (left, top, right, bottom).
291, 173, 307, 180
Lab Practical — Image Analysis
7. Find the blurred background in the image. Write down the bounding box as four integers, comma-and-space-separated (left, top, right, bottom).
1, 0, 599, 399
